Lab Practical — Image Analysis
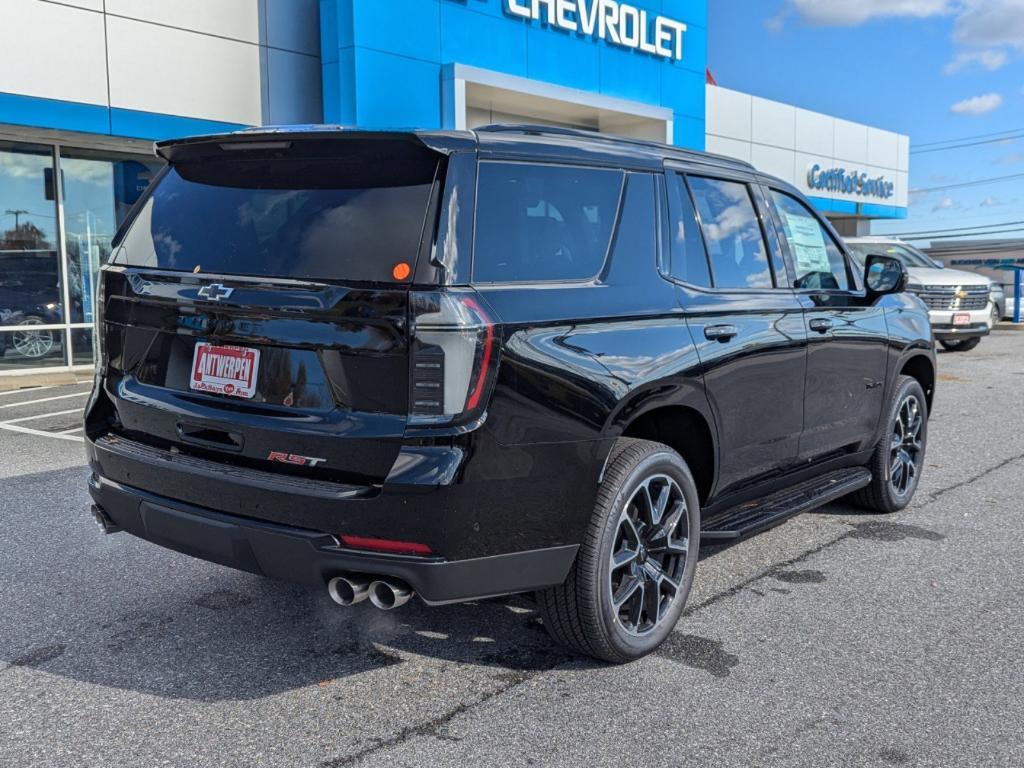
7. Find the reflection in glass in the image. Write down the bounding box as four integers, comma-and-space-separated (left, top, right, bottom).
61, 149, 163, 323
71, 327, 94, 366
0, 328, 64, 370
0, 142, 62, 329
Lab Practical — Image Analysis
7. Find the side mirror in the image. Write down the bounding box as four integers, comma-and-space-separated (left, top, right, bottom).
864, 254, 907, 297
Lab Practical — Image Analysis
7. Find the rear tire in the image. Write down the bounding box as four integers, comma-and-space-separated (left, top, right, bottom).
938, 337, 980, 352
853, 376, 928, 514
536, 438, 701, 663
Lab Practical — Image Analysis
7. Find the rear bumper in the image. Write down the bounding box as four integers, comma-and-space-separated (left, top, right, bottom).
88, 472, 577, 604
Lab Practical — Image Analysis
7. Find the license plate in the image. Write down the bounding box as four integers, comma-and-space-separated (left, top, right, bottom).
953, 312, 971, 326
190, 343, 260, 399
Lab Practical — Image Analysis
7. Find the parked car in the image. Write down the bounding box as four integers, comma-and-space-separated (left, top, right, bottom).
85, 126, 935, 663
846, 237, 995, 352
0, 287, 63, 361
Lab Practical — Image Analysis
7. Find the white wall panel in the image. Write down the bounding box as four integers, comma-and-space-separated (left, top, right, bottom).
751, 144, 795, 183
706, 86, 751, 142
0, 0, 108, 106
706, 135, 752, 164
794, 108, 834, 158
834, 119, 869, 165
867, 128, 900, 169
56, 0, 105, 11
107, 16, 263, 124
751, 96, 795, 150
106, 0, 260, 44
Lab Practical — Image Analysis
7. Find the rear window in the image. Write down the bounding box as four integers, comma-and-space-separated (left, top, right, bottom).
473, 162, 624, 283
111, 145, 438, 282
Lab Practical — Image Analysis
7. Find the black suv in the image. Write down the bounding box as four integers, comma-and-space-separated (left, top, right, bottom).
86, 126, 935, 663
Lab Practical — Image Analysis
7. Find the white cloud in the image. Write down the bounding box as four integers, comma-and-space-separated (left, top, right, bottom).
781, 0, 956, 26
932, 196, 963, 213
943, 48, 1008, 73
980, 196, 1002, 207
949, 92, 1004, 114
954, 0, 1024, 50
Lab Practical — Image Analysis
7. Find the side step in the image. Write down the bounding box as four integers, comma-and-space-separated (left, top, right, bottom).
701, 468, 872, 542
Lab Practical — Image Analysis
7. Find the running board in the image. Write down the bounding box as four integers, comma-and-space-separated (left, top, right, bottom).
701, 468, 872, 542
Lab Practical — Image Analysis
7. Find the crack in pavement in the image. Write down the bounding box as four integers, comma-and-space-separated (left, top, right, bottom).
316, 451, 1024, 766
686, 452, 1024, 619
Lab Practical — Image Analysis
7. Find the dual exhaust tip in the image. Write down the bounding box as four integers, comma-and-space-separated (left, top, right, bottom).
328, 575, 412, 610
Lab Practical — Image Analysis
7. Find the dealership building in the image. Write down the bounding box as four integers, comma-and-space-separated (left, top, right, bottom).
0, 0, 909, 379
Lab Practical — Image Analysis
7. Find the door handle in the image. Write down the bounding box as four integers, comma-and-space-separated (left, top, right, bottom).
704, 324, 739, 343
809, 318, 833, 334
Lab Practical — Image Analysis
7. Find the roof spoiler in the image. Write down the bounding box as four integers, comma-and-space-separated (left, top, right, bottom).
155, 126, 474, 163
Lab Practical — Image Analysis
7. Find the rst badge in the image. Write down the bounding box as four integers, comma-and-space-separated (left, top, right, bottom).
267, 451, 327, 468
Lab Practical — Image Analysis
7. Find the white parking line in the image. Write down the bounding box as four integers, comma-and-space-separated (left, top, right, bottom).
0, 422, 84, 443
56, 426, 84, 435
0, 386, 54, 398
0, 391, 91, 409
0, 408, 84, 426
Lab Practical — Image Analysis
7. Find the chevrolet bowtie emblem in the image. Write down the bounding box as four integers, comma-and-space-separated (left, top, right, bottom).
197, 283, 234, 301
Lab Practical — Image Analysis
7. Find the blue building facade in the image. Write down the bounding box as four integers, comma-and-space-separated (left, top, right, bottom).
319, 0, 708, 148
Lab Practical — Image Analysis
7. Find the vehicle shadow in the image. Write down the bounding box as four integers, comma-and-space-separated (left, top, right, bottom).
0, 469, 592, 703
2, 565, 584, 702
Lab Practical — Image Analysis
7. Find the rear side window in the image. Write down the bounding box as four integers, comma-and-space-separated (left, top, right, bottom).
665, 172, 711, 287
687, 176, 773, 290
473, 162, 624, 283
770, 190, 850, 291
111, 144, 439, 282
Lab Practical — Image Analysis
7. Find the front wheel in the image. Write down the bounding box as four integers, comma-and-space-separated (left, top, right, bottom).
853, 376, 928, 514
536, 438, 701, 663
939, 337, 980, 352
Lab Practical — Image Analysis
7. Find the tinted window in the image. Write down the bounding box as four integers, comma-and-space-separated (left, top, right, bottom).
770, 191, 850, 290
473, 162, 624, 283
665, 172, 711, 287
112, 147, 439, 282
610, 173, 657, 274
687, 176, 772, 289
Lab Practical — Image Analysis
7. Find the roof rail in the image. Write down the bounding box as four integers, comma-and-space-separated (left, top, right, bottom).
474, 123, 756, 170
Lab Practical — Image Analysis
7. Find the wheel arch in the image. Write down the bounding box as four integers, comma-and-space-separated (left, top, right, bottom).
613, 403, 717, 506
898, 353, 936, 413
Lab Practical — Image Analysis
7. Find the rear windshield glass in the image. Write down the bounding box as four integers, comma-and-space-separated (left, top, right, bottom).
111, 145, 438, 282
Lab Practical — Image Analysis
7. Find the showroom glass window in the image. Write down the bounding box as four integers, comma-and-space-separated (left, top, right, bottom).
0, 141, 162, 370
0, 141, 64, 369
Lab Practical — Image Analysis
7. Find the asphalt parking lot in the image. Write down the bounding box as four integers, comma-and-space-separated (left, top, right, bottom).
2, 332, 1023, 768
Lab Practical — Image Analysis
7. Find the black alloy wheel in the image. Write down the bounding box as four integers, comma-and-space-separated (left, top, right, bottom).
889, 394, 923, 498
537, 438, 701, 663
609, 474, 690, 636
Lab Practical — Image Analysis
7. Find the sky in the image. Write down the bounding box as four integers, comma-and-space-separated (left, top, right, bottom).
708, 0, 1024, 244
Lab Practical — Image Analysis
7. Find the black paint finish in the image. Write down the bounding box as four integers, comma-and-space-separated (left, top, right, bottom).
85, 126, 935, 603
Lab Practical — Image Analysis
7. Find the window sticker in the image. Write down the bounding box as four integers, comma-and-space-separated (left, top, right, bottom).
781, 210, 831, 276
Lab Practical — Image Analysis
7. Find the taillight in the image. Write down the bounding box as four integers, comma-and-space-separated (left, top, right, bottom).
409, 290, 498, 425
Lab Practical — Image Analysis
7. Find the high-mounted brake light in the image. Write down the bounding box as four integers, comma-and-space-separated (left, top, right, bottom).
409, 290, 498, 425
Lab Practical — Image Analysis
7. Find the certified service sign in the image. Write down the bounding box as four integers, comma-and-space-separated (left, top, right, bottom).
506, 0, 688, 61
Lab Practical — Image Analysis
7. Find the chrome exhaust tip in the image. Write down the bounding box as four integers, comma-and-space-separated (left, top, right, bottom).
368, 578, 413, 610
327, 575, 370, 606
91, 505, 121, 535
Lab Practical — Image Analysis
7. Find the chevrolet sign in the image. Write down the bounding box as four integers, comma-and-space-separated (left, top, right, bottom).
506, 0, 687, 61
